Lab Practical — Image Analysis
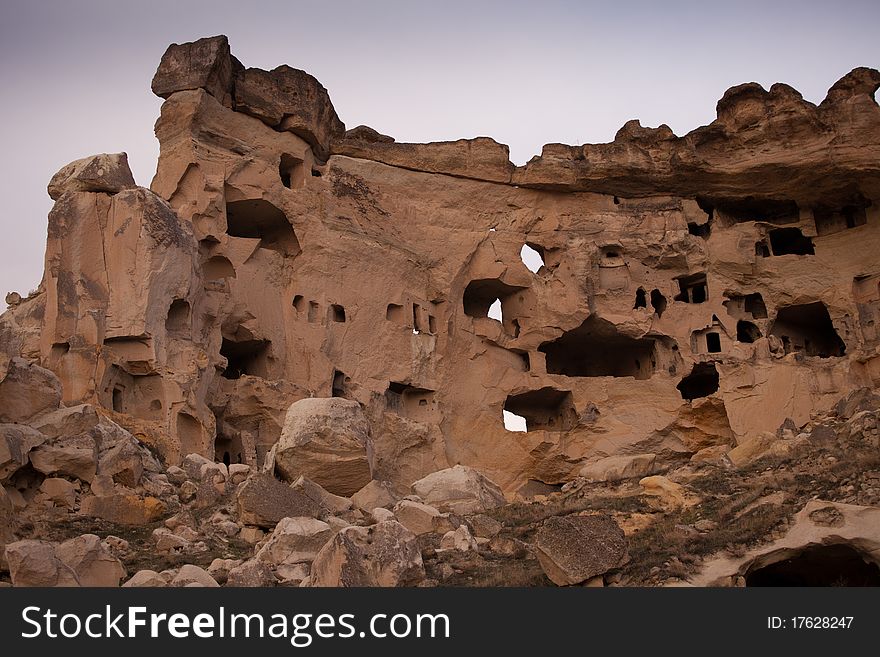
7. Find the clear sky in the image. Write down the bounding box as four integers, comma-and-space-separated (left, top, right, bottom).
0, 0, 877, 302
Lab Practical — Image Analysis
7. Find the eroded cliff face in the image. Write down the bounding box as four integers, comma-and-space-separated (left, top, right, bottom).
3, 35, 879, 499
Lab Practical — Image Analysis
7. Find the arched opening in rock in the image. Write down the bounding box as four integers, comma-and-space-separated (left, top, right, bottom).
503, 388, 576, 432
463, 280, 524, 318
755, 240, 771, 258
745, 544, 880, 586
165, 299, 190, 335
737, 320, 762, 343
651, 289, 667, 317
279, 153, 305, 189
111, 388, 123, 412
386, 303, 404, 323
520, 243, 545, 273
770, 302, 846, 357
724, 292, 768, 319
332, 369, 348, 397
677, 362, 719, 400
768, 227, 815, 256
675, 273, 708, 304
176, 412, 203, 460
538, 316, 657, 379
634, 287, 647, 309
214, 432, 244, 466
329, 304, 346, 323
203, 255, 236, 281
292, 295, 305, 312
226, 198, 300, 256
220, 337, 271, 379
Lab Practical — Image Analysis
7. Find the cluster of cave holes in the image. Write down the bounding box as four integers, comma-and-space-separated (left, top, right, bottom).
220, 336, 271, 379
745, 544, 880, 586
539, 316, 657, 379
225, 198, 300, 257
633, 287, 668, 317
503, 388, 577, 433
293, 296, 347, 324
386, 302, 437, 335
676, 362, 720, 400
769, 302, 846, 358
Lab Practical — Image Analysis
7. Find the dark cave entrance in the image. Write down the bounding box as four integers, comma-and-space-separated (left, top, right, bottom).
745, 544, 880, 586
220, 337, 271, 379
768, 228, 815, 256
503, 388, 577, 432
676, 362, 719, 400
770, 302, 845, 357
226, 198, 300, 256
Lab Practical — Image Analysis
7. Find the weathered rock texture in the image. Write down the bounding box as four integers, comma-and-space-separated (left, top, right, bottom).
1, 35, 880, 588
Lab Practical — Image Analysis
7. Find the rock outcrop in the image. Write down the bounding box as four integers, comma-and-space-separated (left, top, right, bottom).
1, 34, 880, 588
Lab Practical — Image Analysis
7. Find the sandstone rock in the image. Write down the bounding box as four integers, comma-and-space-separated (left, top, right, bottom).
233, 65, 344, 158
30, 444, 96, 482
228, 463, 250, 484
726, 432, 780, 467
36, 477, 77, 509
152, 35, 237, 106
237, 474, 322, 527
0, 485, 13, 567
226, 559, 278, 587
578, 453, 658, 482
371, 507, 395, 523
0, 423, 47, 480
467, 514, 503, 538
171, 564, 220, 587
29, 404, 99, 439
122, 570, 168, 587
0, 358, 61, 423
5, 540, 80, 587
350, 480, 397, 512
639, 476, 692, 510
533, 514, 627, 586
440, 524, 478, 552
392, 499, 440, 535
80, 494, 165, 525
47, 153, 136, 200
271, 398, 372, 496
411, 465, 506, 515
290, 474, 353, 514
55, 534, 125, 586
255, 517, 333, 566
207, 558, 241, 584
310, 521, 425, 587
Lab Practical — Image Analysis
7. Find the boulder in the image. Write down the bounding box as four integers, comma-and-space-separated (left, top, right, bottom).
392, 499, 441, 535
310, 520, 425, 587
255, 517, 333, 566
468, 514, 503, 539
578, 453, 657, 482
233, 65, 345, 158
152, 35, 237, 107
411, 465, 506, 515
0, 423, 47, 480
290, 475, 353, 514
237, 474, 323, 527
0, 358, 61, 423
122, 570, 168, 587
30, 443, 97, 482
5, 540, 80, 587
29, 404, 99, 439
171, 564, 220, 587
47, 153, 136, 200
226, 559, 278, 587
639, 475, 693, 510
80, 494, 165, 525
55, 534, 126, 586
271, 398, 372, 497
36, 477, 77, 508
440, 525, 478, 552
533, 514, 627, 586
350, 480, 397, 512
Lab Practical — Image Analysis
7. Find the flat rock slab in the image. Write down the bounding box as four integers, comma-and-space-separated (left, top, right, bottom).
533, 514, 627, 586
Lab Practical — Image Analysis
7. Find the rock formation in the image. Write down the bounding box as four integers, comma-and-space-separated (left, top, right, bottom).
1, 35, 879, 587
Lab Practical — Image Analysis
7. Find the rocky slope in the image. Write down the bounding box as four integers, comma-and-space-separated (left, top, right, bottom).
1, 35, 879, 586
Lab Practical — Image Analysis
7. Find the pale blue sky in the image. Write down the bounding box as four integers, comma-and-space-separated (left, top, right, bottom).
1, 0, 877, 300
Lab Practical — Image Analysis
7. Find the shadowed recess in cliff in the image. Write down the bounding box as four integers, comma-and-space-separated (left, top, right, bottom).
539, 317, 657, 379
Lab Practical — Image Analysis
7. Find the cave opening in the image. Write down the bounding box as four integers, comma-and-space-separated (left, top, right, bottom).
677, 362, 719, 400
329, 304, 346, 323
279, 153, 305, 190
634, 287, 648, 309
768, 228, 815, 256
165, 299, 190, 335
770, 302, 845, 357
813, 198, 869, 236
736, 320, 762, 343
706, 332, 722, 353
220, 337, 271, 379
675, 273, 708, 304
539, 316, 657, 379
745, 544, 880, 586
650, 289, 667, 317
226, 198, 300, 256
203, 255, 236, 281
503, 388, 577, 432
214, 433, 243, 466
385, 382, 436, 421
713, 198, 800, 225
